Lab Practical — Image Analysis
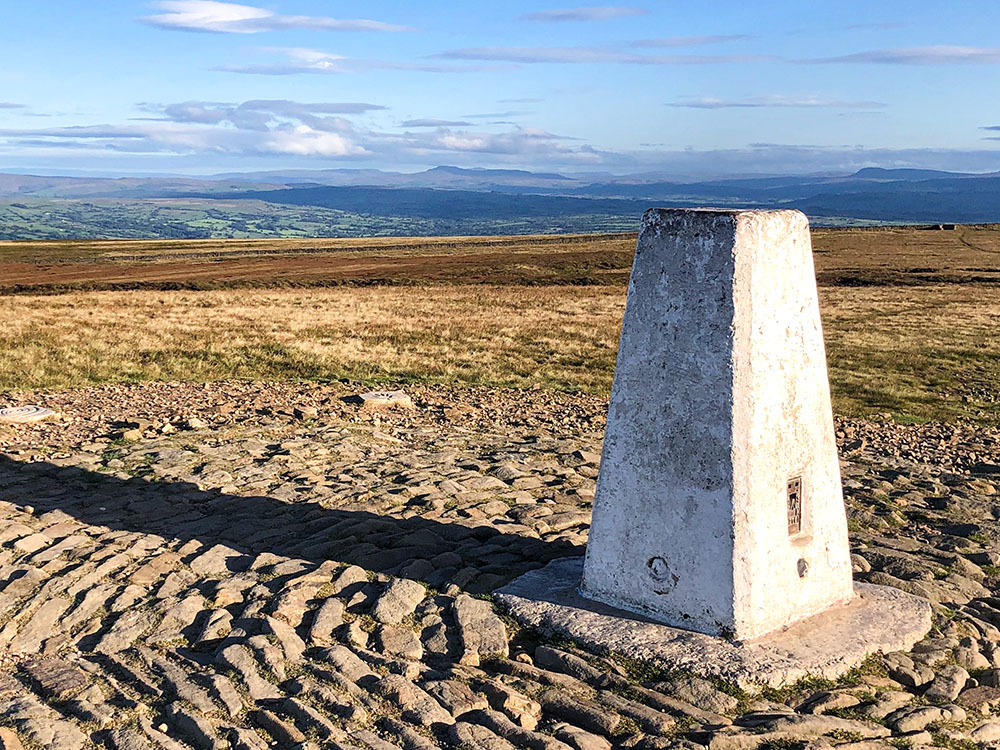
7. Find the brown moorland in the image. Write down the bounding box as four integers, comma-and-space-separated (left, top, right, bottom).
2, 225, 1000, 292
2, 227, 1000, 748
1, 225, 998, 424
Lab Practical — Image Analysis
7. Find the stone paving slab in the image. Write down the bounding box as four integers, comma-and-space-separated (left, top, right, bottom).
497, 557, 932, 689
0, 381, 995, 748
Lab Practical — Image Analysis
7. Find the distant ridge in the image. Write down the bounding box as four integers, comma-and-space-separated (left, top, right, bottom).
2, 165, 999, 239
851, 167, 985, 180
424, 165, 573, 180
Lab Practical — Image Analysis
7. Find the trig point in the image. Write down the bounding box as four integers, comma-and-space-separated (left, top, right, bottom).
582, 208, 852, 640
497, 208, 931, 688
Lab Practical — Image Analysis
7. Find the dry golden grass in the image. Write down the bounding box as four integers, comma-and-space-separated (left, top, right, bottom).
2, 283, 997, 423
820, 284, 1000, 422
0, 286, 624, 394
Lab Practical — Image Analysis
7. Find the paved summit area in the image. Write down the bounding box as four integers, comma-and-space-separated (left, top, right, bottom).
0, 381, 999, 748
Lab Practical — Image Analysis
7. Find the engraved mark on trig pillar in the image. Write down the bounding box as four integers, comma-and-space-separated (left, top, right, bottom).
787, 477, 803, 536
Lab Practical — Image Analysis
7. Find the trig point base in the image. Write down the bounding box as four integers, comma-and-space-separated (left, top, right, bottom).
496, 558, 930, 689
497, 208, 930, 687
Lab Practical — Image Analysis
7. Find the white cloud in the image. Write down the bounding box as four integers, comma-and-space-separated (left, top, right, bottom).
0, 120, 370, 157
433, 46, 775, 64
0, 100, 377, 157
405, 126, 595, 160
0, 103, 25, 109
263, 125, 363, 156
520, 6, 647, 22
802, 45, 1000, 64
139, 1, 416, 34
218, 47, 506, 74
669, 95, 885, 109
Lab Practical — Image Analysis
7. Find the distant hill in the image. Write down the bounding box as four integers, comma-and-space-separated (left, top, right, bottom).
0, 173, 283, 198
1, 165, 999, 239
210, 165, 580, 189
795, 175, 1000, 223
204, 185, 649, 220
204, 171, 1000, 224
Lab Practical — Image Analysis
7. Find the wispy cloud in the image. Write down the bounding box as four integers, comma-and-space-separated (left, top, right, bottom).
631, 35, 752, 48
498, 98, 544, 104
0, 101, 603, 164
519, 6, 646, 22
0, 103, 25, 109
401, 119, 473, 127
433, 46, 774, 64
9, 115, 1000, 174
0, 125, 149, 139
217, 42, 769, 76
0, 120, 366, 158
669, 95, 885, 109
802, 45, 1000, 64
138, 100, 387, 131
842, 22, 904, 31
218, 47, 506, 75
462, 110, 534, 119
139, 0, 416, 34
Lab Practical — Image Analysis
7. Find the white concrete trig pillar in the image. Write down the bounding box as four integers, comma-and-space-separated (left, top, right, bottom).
581, 208, 854, 641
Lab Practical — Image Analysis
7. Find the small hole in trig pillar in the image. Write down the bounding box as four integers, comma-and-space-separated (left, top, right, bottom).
787, 477, 803, 536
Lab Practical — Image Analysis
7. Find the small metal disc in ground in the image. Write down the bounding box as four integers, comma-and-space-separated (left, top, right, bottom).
0, 406, 58, 424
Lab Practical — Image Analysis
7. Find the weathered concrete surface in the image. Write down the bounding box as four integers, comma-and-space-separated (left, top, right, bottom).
582, 208, 854, 640
500, 557, 932, 689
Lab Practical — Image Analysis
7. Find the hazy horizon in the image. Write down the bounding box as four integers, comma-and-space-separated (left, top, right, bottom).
3, 164, 1000, 183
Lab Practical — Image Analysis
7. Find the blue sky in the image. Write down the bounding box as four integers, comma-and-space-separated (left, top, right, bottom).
2, 0, 1000, 177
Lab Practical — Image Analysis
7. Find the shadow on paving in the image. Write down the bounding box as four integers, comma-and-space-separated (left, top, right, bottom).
0, 455, 583, 593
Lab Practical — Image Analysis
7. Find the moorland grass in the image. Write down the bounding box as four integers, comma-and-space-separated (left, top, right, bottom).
1, 282, 997, 424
